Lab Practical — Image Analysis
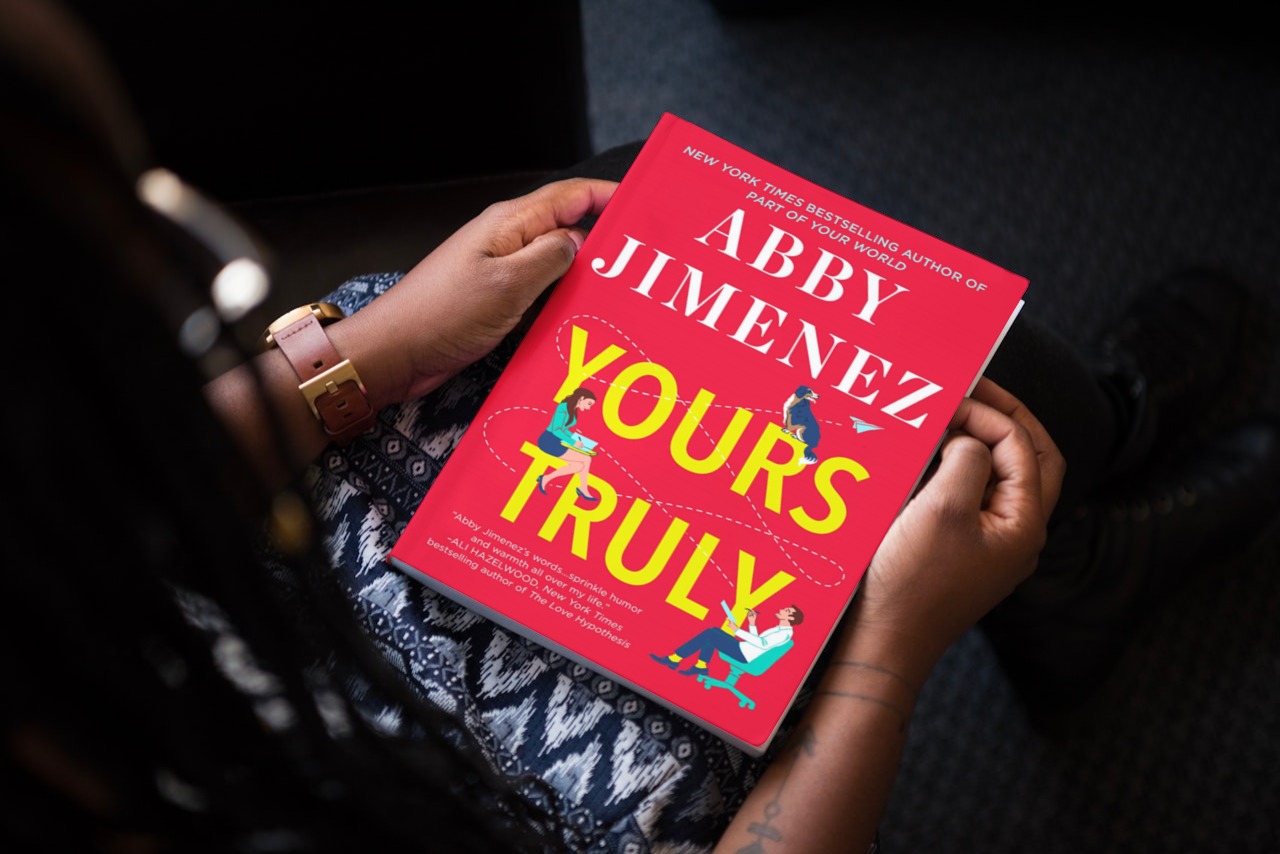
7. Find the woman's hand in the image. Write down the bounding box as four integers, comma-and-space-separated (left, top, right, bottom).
334, 177, 618, 410
716, 380, 1064, 854
845, 377, 1066, 680
206, 177, 616, 488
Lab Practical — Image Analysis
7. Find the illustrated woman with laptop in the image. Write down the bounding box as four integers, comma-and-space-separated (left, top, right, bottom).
535, 387, 601, 501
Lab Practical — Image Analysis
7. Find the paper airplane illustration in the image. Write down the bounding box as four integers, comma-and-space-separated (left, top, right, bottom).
851, 418, 883, 434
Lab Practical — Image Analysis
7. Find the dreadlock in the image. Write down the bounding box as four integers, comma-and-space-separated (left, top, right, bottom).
0, 1, 566, 850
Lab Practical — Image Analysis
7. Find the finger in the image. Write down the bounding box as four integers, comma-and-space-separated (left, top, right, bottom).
969, 377, 1064, 514
926, 420, 995, 515
506, 178, 618, 251
970, 378, 1049, 452
548, 177, 617, 226
950, 396, 1043, 525
473, 179, 620, 304
500, 227, 592, 294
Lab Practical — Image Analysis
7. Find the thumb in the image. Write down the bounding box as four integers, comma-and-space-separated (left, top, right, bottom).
924, 431, 994, 514
506, 226, 586, 289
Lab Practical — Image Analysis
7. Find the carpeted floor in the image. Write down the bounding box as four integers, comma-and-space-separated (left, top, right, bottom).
580, 3, 1280, 851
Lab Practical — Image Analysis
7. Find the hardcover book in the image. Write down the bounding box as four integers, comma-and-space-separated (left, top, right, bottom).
387, 113, 1028, 756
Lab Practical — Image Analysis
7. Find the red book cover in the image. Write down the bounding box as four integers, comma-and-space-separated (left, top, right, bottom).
387, 113, 1027, 756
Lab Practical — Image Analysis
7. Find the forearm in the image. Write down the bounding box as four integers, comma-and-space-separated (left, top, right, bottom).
715, 610, 943, 853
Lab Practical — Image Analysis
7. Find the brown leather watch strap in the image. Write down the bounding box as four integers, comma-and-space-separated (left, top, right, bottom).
264, 304, 375, 445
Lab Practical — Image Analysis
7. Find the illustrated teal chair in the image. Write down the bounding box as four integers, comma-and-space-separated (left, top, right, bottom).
696, 640, 793, 709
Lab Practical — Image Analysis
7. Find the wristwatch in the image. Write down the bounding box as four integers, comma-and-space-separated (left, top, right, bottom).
261, 302, 376, 444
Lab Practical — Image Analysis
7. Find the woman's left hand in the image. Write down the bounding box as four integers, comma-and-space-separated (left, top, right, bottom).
333, 177, 618, 410
206, 177, 616, 487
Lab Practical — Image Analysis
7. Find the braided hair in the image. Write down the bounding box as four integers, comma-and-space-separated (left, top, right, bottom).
0, 2, 564, 850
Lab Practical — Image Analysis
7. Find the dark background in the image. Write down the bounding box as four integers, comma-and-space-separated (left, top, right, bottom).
64, 0, 1280, 850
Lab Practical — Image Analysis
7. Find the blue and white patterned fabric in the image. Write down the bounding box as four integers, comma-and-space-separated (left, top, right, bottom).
285, 272, 810, 852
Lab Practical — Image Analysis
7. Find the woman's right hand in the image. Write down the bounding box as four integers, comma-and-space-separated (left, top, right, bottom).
717, 380, 1063, 854
844, 377, 1065, 680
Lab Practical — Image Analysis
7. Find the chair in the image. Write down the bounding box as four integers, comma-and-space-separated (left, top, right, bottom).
696, 640, 794, 709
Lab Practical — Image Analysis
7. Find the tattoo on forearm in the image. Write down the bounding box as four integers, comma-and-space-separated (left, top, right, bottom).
732, 661, 913, 852
736, 726, 815, 853
815, 688, 909, 733
831, 659, 917, 694
820, 660, 915, 733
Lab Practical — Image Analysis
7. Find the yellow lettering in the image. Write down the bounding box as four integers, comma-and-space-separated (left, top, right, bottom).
790, 456, 870, 534
671, 389, 754, 474
537, 476, 617, 559
730, 429, 806, 512
728, 552, 796, 620
499, 443, 557, 523
605, 499, 690, 586
664, 534, 718, 619
602, 360, 678, 439
502, 442, 618, 558
553, 324, 628, 401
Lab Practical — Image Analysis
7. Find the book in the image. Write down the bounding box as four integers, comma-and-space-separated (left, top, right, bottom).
387, 112, 1027, 756
562, 432, 599, 454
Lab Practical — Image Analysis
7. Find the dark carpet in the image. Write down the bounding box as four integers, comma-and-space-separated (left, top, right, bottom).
581, 3, 1280, 851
